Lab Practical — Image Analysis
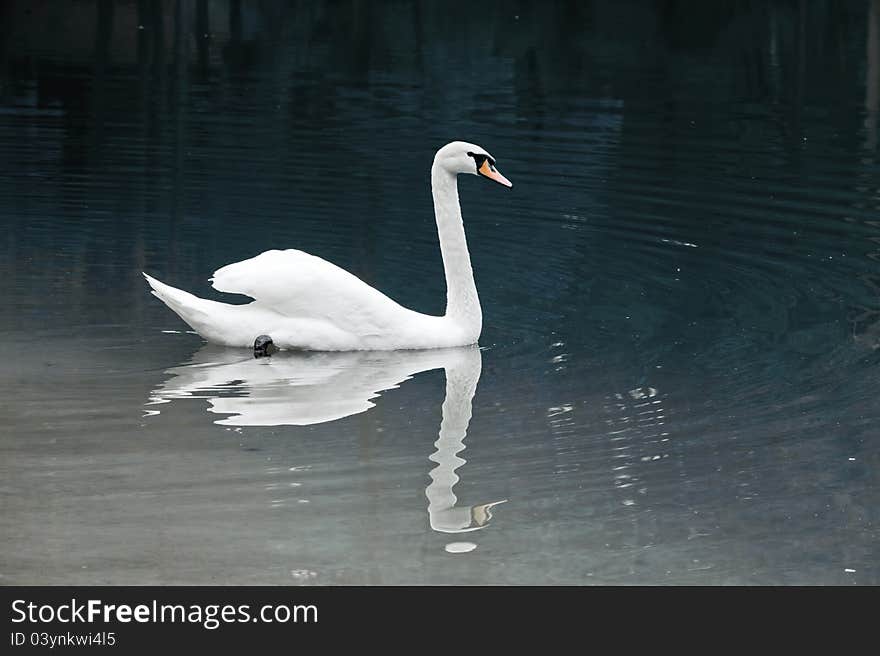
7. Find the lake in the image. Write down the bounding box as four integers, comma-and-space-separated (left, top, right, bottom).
1, 0, 878, 584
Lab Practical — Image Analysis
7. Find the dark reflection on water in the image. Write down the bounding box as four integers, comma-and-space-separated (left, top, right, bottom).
1, 0, 878, 584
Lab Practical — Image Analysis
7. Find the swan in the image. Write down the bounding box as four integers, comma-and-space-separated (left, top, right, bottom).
143, 141, 512, 351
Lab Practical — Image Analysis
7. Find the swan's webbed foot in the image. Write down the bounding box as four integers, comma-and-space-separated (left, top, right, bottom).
254, 335, 277, 358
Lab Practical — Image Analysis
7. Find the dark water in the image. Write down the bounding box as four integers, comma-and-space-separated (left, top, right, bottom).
1, 0, 879, 584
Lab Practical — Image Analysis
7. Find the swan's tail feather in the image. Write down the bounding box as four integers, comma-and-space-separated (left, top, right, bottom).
143, 272, 229, 341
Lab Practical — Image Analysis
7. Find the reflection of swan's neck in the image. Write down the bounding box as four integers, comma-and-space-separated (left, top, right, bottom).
427, 350, 499, 533
431, 163, 482, 334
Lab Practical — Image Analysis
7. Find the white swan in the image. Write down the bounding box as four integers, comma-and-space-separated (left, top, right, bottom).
143, 141, 511, 351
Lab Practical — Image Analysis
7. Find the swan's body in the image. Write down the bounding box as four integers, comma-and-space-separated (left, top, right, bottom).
144, 141, 511, 351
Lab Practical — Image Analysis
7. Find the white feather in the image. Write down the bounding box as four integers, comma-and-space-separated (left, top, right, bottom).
144, 141, 507, 351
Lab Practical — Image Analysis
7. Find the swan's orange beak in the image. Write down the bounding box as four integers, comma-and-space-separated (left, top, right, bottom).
479, 159, 512, 188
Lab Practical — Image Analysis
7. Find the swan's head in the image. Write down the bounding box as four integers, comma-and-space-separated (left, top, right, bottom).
434, 141, 512, 188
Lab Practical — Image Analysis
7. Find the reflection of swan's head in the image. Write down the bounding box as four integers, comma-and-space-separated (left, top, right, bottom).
434, 141, 512, 188
470, 500, 507, 527
429, 499, 507, 534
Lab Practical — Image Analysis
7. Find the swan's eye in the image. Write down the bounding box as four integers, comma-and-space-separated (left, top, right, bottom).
468, 152, 489, 172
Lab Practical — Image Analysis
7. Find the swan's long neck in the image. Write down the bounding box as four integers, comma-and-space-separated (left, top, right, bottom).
431, 163, 482, 334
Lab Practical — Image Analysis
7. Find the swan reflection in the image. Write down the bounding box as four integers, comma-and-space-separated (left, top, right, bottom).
148, 344, 504, 547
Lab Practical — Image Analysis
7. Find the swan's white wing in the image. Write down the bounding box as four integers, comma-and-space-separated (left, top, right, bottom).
210, 249, 412, 333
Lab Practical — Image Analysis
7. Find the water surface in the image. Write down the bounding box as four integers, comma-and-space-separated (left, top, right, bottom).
1, 0, 878, 584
